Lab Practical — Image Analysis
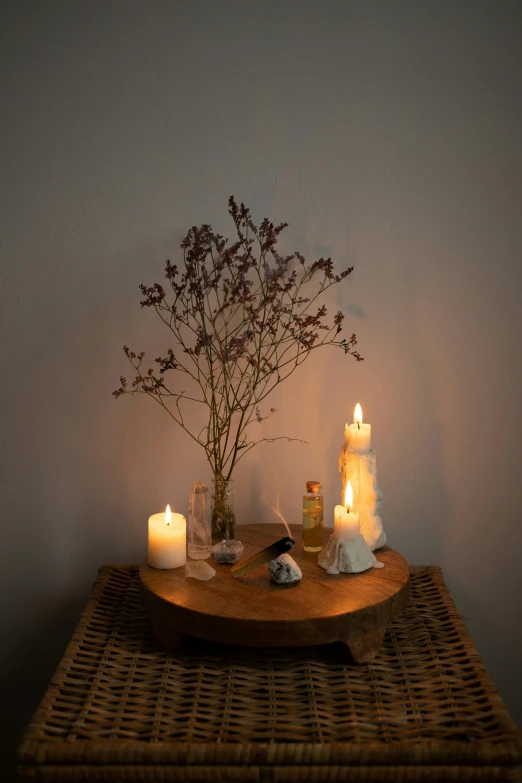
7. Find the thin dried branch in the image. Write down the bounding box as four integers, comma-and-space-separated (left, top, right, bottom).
114, 197, 363, 481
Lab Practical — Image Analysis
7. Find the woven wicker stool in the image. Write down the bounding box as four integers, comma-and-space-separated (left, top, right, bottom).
18, 564, 522, 782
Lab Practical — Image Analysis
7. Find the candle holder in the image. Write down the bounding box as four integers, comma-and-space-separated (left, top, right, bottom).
318, 532, 383, 575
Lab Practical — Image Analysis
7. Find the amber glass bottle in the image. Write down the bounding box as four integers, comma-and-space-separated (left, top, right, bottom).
302, 481, 324, 552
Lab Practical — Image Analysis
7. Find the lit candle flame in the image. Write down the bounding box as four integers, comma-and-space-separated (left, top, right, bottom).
165, 504, 171, 525
344, 481, 353, 512
354, 403, 363, 425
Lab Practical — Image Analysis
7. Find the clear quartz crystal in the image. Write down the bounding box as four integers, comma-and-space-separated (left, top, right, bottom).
185, 560, 216, 581
188, 479, 212, 559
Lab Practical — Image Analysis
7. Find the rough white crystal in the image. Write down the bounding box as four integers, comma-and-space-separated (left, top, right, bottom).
318, 533, 384, 574
360, 509, 387, 551
339, 447, 387, 551
185, 560, 216, 581
268, 553, 302, 584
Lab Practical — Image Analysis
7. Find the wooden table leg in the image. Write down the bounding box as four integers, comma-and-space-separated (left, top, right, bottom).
342, 627, 386, 663
150, 619, 184, 653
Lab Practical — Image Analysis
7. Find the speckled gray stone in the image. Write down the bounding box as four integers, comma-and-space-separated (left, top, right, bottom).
268, 553, 302, 584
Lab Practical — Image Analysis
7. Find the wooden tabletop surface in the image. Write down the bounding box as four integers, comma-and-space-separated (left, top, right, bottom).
139, 524, 410, 647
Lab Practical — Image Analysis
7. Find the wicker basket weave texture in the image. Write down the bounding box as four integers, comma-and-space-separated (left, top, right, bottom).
18, 564, 522, 782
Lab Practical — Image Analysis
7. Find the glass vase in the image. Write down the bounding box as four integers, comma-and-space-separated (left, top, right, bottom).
211, 478, 236, 543
188, 478, 212, 559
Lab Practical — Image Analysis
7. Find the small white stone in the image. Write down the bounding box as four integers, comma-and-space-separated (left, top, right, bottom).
268, 553, 302, 584
185, 560, 216, 581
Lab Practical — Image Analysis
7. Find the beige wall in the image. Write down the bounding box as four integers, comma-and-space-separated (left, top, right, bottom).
2, 0, 521, 767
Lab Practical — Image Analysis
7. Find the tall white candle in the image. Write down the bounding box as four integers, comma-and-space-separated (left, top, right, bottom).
148, 505, 187, 569
333, 482, 360, 542
345, 402, 371, 455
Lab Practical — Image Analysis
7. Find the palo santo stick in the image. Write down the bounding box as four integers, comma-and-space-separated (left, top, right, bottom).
231, 537, 295, 578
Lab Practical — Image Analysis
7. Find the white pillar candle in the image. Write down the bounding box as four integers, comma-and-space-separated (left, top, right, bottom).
345, 402, 371, 454
334, 505, 360, 541
333, 482, 360, 541
148, 505, 187, 569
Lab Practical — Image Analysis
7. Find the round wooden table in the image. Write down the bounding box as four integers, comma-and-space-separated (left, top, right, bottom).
140, 523, 410, 662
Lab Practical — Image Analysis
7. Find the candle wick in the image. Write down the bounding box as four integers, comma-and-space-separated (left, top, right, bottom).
357, 422, 360, 430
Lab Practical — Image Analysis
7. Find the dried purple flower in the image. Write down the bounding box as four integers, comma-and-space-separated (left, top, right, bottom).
115, 198, 362, 482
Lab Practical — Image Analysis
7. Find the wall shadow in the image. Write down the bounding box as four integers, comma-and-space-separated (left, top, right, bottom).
0, 595, 86, 783
446, 574, 522, 731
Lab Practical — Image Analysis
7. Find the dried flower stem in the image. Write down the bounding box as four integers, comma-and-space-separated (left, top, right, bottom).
115, 197, 362, 484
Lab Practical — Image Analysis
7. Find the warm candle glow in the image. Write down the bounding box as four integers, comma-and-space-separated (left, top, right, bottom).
148, 506, 186, 569
344, 481, 353, 512
354, 403, 363, 424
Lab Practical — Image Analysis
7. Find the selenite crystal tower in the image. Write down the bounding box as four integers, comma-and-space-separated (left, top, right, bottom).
338, 404, 387, 551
